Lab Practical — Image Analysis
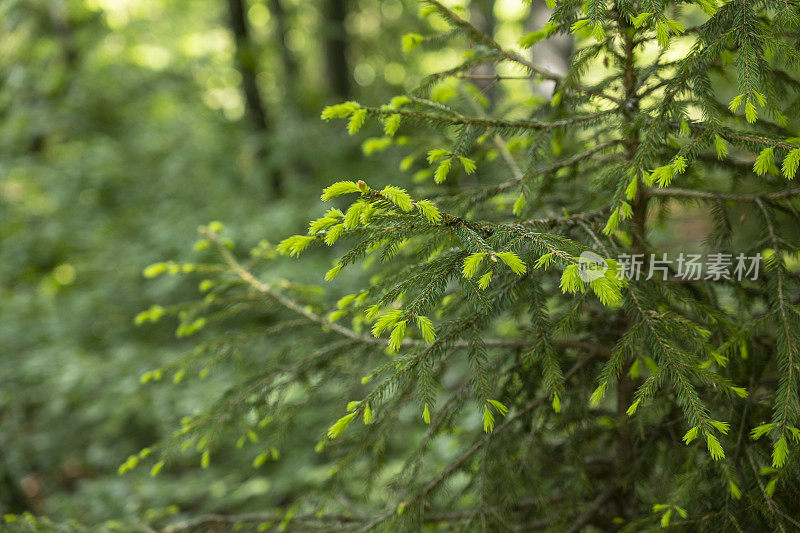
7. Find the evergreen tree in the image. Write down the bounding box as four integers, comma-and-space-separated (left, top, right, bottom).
126, 0, 800, 530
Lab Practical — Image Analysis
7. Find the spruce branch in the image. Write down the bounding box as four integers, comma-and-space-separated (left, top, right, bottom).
359, 352, 602, 532
136, 0, 800, 527
362, 105, 616, 131
648, 187, 800, 203
755, 198, 800, 457
422, 0, 623, 105
204, 228, 602, 354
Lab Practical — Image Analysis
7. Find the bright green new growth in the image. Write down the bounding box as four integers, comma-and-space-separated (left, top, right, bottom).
326, 413, 356, 439
461, 252, 485, 278
415, 199, 441, 223
320, 180, 363, 201
380, 185, 413, 211
782, 148, 800, 180
134, 0, 800, 530
753, 148, 775, 176
415, 315, 436, 343
371, 310, 404, 338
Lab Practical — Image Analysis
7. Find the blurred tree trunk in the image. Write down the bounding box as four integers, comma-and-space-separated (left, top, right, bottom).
49, 1, 78, 69
227, 0, 282, 194
470, 0, 497, 103
528, 2, 572, 96
267, 0, 297, 101
324, 0, 350, 98
1, 474, 30, 514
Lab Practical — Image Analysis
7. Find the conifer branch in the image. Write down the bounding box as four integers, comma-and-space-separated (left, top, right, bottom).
521, 208, 610, 229
359, 352, 601, 532
649, 187, 800, 202
204, 228, 603, 355
136, 0, 800, 527
363, 105, 616, 131
423, 0, 623, 105
677, 121, 799, 152
202, 228, 379, 346
745, 448, 792, 532
422, 359, 594, 491
754, 198, 800, 448
493, 140, 624, 192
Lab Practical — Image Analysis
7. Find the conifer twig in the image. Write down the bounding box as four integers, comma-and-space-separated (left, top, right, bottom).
417, 353, 600, 502
202, 229, 607, 355
675, 121, 800, 152
649, 187, 800, 203
754, 198, 799, 444
491, 140, 622, 193
424, 0, 623, 105
363, 106, 616, 131
357, 349, 601, 532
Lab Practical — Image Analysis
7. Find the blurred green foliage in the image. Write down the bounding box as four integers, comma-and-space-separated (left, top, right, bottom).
9, 0, 798, 531
0, 0, 472, 526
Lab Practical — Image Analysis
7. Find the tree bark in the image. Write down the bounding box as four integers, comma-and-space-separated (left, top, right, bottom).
226, 0, 282, 194
470, 0, 498, 102
267, 0, 297, 100
614, 6, 644, 521
324, 0, 350, 98
528, 3, 573, 97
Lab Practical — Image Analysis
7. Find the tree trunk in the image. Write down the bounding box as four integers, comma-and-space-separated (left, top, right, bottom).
226, 0, 282, 194
614, 9, 643, 521
324, 0, 350, 98
469, 0, 497, 102
528, 2, 573, 97
267, 0, 297, 101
